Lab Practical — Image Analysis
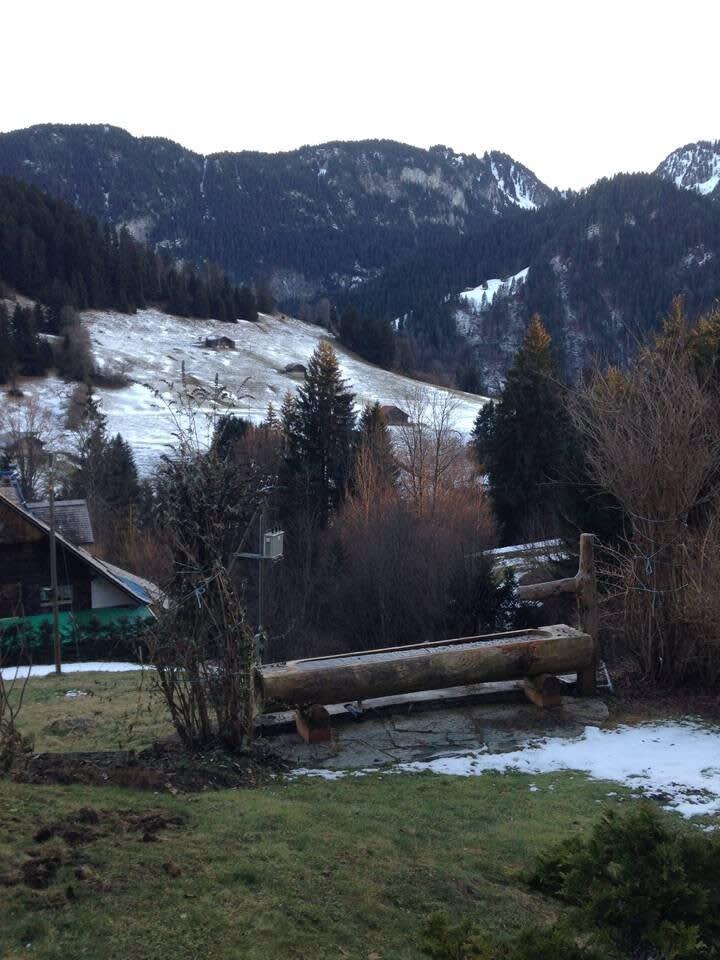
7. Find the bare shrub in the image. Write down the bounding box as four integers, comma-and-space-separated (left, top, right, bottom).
57, 320, 96, 383
149, 560, 255, 751
144, 381, 257, 751
304, 454, 500, 656
0, 619, 33, 772
572, 323, 720, 685
91, 361, 131, 389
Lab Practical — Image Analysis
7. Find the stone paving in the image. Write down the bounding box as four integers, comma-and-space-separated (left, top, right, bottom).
267, 696, 609, 771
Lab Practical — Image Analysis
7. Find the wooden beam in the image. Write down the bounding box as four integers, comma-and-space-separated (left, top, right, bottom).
517, 576, 579, 601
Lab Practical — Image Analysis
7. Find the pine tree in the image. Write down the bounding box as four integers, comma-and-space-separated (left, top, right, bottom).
100, 434, 140, 512
283, 341, 356, 520
474, 315, 571, 543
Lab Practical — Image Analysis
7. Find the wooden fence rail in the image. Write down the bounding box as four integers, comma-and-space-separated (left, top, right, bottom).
517, 533, 598, 695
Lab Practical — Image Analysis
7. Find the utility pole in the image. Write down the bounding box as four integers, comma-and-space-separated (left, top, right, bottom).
257, 506, 265, 643
234, 500, 284, 663
48, 455, 61, 675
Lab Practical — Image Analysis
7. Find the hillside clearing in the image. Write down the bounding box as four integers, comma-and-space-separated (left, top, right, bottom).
17, 309, 488, 474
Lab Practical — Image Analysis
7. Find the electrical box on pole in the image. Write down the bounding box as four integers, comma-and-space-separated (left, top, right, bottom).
262, 530, 284, 560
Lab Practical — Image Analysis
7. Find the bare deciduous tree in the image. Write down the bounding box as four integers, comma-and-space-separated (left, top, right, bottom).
572, 324, 720, 685
393, 388, 469, 516
0, 395, 60, 500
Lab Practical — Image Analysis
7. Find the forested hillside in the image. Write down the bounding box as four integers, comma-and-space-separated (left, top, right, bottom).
0, 125, 554, 300
347, 174, 720, 387
0, 176, 259, 324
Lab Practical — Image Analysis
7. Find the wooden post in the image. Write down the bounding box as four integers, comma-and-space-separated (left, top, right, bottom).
48, 456, 62, 676
575, 533, 598, 695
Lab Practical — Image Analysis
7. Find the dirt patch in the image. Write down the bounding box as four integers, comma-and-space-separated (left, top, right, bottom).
10, 740, 283, 792
33, 805, 187, 847
4, 804, 191, 897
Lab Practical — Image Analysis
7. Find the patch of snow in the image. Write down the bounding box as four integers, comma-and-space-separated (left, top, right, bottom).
122, 216, 154, 243
489, 160, 538, 211
459, 267, 529, 312
696, 173, 720, 196
1, 661, 145, 680
291, 721, 720, 819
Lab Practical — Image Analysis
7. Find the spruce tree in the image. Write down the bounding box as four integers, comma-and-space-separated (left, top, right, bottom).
283, 341, 356, 520
100, 434, 140, 512
474, 315, 571, 543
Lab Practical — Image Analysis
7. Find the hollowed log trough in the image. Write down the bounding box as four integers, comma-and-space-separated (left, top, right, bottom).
255, 624, 593, 713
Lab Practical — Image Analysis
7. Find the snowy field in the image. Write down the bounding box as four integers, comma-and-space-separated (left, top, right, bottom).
292, 720, 720, 821
21, 309, 488, 474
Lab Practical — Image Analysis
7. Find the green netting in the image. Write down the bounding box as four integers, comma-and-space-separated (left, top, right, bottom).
0, 605, 154, 656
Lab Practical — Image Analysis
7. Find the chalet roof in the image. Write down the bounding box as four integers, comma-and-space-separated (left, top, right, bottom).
0, 494, 150, 608
379, 404, 410, 423
27, 500, 94, 546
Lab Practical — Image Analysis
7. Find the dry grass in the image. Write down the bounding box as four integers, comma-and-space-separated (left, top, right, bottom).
8, 669, 172, 753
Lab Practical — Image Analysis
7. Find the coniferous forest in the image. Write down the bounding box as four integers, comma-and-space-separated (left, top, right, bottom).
0, 176, 259, 326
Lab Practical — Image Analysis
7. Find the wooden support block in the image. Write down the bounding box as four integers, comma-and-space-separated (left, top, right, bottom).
294, 705, 332, 743
522, 673, 563, 708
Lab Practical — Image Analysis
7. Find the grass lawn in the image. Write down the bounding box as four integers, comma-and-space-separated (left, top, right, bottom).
4, 671, 707, 958
5, 670, 172, 753
0, 770, 636, 960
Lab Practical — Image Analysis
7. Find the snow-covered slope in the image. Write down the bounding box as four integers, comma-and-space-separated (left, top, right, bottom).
655, 140, 720, 197
459, 267, 529, 312
23, 310, 488, 474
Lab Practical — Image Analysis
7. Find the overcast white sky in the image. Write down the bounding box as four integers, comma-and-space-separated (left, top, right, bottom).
2, 0, 717, 189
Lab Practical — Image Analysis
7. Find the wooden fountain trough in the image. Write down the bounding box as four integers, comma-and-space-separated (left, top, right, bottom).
255, 624, 593, 711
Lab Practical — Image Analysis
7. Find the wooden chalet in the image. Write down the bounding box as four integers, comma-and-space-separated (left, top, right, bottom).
0, 475, 154, 646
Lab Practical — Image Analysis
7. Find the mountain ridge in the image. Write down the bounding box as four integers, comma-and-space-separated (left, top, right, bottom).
0, 124, 554, 301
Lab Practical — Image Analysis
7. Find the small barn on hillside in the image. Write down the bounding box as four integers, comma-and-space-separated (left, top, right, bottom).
204, 335, 236, 350
380, 404, 410, 426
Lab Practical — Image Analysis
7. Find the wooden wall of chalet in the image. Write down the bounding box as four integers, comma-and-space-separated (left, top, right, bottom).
0, 502, 92, 617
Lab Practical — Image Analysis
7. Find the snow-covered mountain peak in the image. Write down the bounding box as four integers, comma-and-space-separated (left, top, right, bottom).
485, 153, 547, 210
655, 140, 720, 198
